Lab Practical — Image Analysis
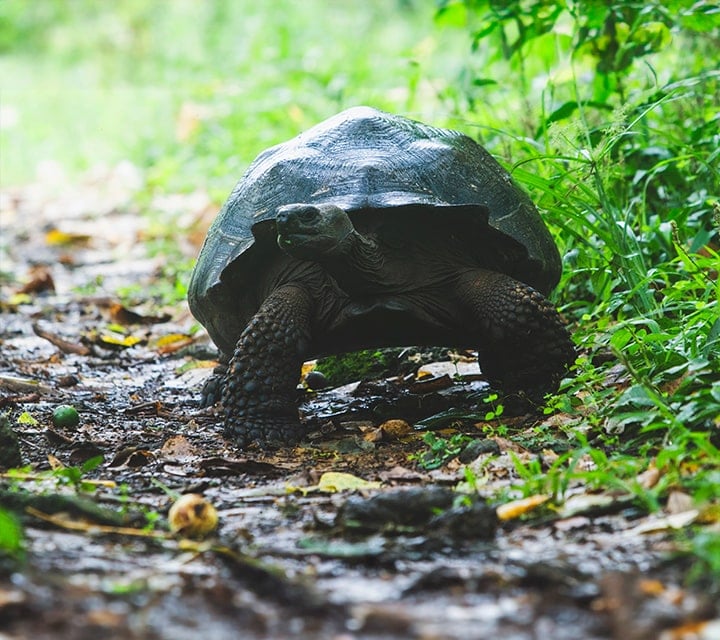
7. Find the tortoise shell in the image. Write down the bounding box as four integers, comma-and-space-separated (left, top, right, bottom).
188, 106, 561, 354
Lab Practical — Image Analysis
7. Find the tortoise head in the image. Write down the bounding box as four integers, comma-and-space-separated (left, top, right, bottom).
276, 204, 355, 260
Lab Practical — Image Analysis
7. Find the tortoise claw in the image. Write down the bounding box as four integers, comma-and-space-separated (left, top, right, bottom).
224, 414, 305, 449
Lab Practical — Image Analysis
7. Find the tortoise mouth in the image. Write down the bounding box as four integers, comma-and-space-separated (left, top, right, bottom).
275, 203, 355, 259
277, 230, 317, 247
276, 227, 346, 258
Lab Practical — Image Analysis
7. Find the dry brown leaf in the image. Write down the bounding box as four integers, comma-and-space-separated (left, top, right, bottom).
489, 436, 530, 454
380, 419, 412, 439
108, 447, 156, 468
17, 266, 55, 295
637, 461, 661, 489
160, 435, 200, 462
47, 454, 64, 470
638, 579, 666, 596
109, 303, 171, 326
666, 491, 694, 515
154, 333, 194, 354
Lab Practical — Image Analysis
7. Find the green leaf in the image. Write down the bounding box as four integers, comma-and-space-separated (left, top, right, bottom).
16, 412, 38, 426
0, 508, 24, 557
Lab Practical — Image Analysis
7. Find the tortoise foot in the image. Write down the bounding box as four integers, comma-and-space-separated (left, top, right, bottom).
224, 412, 305, 449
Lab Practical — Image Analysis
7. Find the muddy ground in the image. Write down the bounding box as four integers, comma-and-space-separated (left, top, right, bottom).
1, 168, 718, 639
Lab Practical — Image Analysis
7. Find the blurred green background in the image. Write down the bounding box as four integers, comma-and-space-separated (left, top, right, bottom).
0, 0, 468, 192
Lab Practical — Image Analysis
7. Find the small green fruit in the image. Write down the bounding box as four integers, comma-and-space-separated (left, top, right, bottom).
52, 405, 80, 428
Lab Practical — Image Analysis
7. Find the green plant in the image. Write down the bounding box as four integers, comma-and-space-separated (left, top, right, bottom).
481, 392, 504, 420
684, 529, 720, 584
52, 455, 105, 493
315, 349, 391, 386
412, 432, 474, 470
0, 507, 25, 570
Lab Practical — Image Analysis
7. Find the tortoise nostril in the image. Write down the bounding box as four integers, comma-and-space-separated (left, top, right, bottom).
277, 205, 318, 226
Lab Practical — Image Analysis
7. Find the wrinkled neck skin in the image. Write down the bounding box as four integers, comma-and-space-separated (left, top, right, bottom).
323, 228, 388, 294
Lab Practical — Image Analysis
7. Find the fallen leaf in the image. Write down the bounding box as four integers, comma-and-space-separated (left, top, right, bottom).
380, 419, 412, 439
660, 619, 720, 640
377, 465, 427, 482
198, 457, 282, 476
489, 436, 530, 454
47, 454, 64, 470
45, 228, 91, 247
109, 302, 171, 326
287, 471, 382, 494
98, 333, 144, 348
638, 579, 666, 596
496, 494, 550, 521
108, 447, 156, 468
16, 411, 38, 426
6, 293, 32, 306
0, 588, 26, 608
85, 609, 125, 628
409, 373, 453, 393
556, 492, 620, 518
17, 265, 55, 294
637, 461, 661, 489
626, 510, 700, 535
666, 491, 694, 515
317, 471, 381, 493
153, 333, 194, 354
159, 435, 199, 462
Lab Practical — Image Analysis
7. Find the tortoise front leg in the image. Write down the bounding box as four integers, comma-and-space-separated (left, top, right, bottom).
222, 284, 313, 448
456, 270, 575, 402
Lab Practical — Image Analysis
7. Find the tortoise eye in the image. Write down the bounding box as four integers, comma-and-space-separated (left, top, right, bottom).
297, 207, 319, 223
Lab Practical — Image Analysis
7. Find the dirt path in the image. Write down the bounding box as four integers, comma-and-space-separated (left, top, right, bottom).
1, 171, 717, 639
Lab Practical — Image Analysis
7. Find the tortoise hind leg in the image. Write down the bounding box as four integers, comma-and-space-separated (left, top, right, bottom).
222, 284, 313, 448
456, 270, 575, 402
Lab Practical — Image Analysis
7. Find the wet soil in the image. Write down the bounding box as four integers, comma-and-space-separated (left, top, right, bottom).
0, 171, 717, 639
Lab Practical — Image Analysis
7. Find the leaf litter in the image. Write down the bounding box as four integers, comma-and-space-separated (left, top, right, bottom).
0, 170, 718, 639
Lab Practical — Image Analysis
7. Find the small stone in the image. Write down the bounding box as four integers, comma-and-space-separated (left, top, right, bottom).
304, 370, 329, 390
458, 438, 501, 463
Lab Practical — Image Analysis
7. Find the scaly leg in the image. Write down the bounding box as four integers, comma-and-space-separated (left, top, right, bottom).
456, 270, 575, 402
222, 284, 313, 448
